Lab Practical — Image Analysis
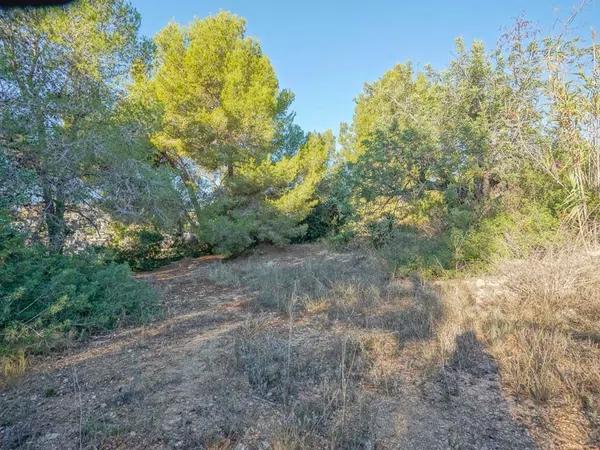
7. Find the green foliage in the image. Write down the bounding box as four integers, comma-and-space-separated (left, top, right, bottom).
453, 203, 561, 268
0, 215, 159, 358
330, 23, 598, 274
195, 131, 333, 255
147, 12, 284, 172
126, 12, 330, 256
0, 0, 182, 252
108, 224, 166, 271
272, 97, 307, 160
198, 197, 306, 256
369, 202, 559, 276
301, 163, 357, 242
1, 1, 594, 311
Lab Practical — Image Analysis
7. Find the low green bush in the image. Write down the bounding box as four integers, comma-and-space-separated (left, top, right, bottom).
198, 198, 306, 257
452, 202, 561, 270
113, 225, 164, 267
370, 202, 561, 276
109, 224, 171, 271
0, 216, 159, 360
108, 223, 207, 271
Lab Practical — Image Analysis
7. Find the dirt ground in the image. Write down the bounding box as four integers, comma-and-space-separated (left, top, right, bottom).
1, 244, 538, 449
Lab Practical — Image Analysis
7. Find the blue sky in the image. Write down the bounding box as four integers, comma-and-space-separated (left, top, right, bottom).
129, 0, 599, 134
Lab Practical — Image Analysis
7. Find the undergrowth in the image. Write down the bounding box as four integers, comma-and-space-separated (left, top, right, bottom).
0, 221, 159, 377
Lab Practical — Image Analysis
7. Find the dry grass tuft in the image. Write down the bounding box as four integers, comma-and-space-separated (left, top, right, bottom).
478, 247, 600, 443
1, 351, 27, 381
232, 319, 378, 448
209, 254, 387, 312
232, 319, 300, 402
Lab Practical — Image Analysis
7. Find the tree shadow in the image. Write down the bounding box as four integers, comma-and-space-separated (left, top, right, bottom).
327, 274, 537, 448
410, 330, 537, 449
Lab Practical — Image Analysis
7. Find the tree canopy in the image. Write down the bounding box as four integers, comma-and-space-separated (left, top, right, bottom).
0, 0, 180, 252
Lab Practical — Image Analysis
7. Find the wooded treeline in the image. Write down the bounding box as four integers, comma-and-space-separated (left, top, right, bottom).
1, 1, 598, 361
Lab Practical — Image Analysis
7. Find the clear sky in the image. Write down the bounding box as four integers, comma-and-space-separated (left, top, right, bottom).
129, 0, 599, 134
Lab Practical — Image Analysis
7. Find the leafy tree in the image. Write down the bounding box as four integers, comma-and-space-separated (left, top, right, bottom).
133, 12, 292, 224
130, 12, 330, 254
341, 63, 441, 163
0, 0, 179, 252
334, 20, 599, 272
438, 39, 505, 202
198, 131, 334, 255
338, 63, 446, 232
272, 102, 307, 160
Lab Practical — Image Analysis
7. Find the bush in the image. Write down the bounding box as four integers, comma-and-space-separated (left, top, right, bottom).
198, 198, 306, 257
364, 201, 560, 276
109, 224, 169, 271
0, 217, 159, 364
108, 223, 207, 271
452, 202, 560, 270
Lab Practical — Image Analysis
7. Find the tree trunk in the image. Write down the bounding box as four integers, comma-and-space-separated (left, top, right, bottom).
475, 171, 490, 200
183, 178, 203, 225
161, 152, 204, 232
175, 159, 203, 234
42, 182, 67, 253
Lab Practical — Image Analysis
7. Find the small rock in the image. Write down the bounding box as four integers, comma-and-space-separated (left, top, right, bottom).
43, 433, 60, 441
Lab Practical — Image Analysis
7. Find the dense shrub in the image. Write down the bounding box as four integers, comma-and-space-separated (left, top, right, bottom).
198, 198, 306, 256
0, 216, 159, 360
452, 203, 560, 269
108, 223, 207, 271
109, 224, 166, 271
363, 199, 560, 276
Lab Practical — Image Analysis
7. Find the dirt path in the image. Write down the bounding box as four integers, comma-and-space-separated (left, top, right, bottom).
0, 245, 536, 449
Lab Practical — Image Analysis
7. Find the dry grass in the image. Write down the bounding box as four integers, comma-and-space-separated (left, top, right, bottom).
208, 254, 388, 312
218, 251, 455, 448
476, 247, 600, 445
232, 319, 378, 448
1, 351, 27, 381
211, 245, 587, 446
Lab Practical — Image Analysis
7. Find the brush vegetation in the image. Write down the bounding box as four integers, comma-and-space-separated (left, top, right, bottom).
1, 1, 599, 447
